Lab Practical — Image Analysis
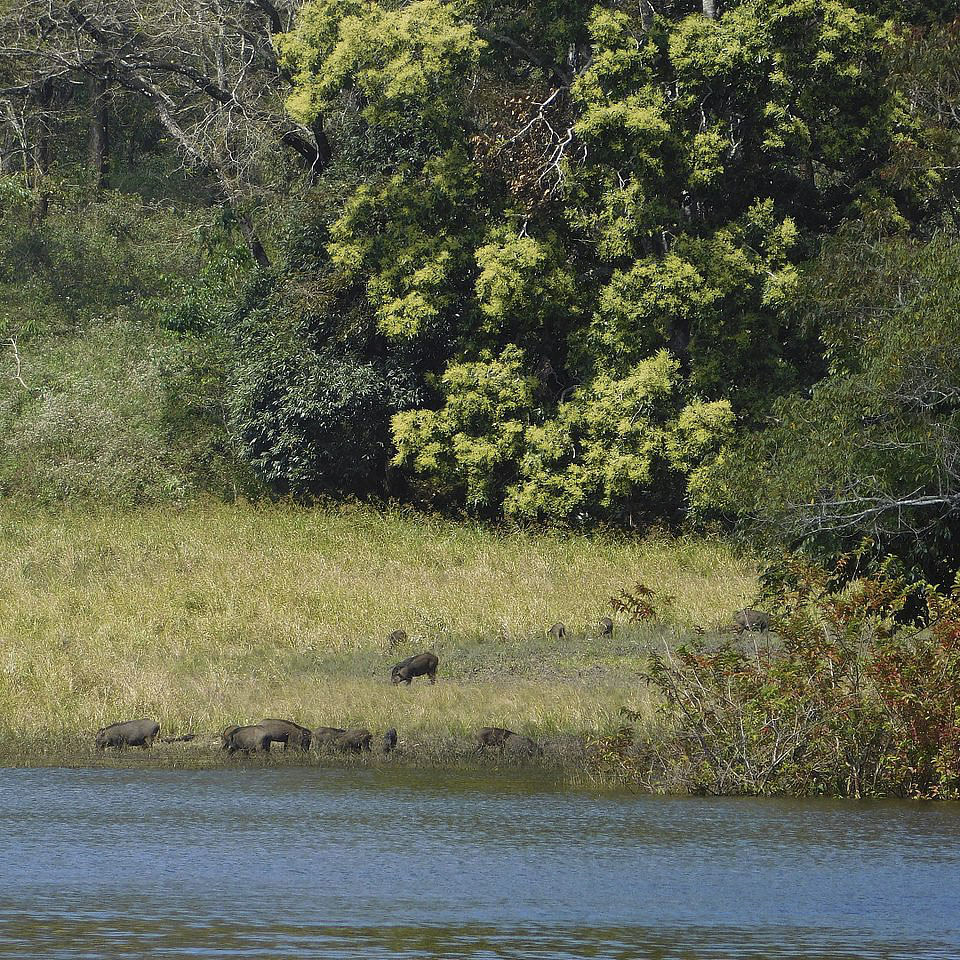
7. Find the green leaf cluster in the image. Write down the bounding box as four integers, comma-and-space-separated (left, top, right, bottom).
230, 0, 954, 528
393, 347, 733, 522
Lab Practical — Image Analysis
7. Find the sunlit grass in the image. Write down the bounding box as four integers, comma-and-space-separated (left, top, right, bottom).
0, 501, 755, 749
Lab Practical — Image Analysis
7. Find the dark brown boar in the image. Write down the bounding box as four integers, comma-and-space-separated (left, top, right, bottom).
95, 719, 160, 750
734, 608, 771, 633
312, 726, 347, 749
477, 726, 515, 749
222, 724, 271, 754
477, 726, 542, 756
390, 652, 439, 685
335, 728, 372, 752
256, 718, 312, 751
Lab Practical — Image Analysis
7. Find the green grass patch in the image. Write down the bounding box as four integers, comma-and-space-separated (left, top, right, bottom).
0, 502, 755, 757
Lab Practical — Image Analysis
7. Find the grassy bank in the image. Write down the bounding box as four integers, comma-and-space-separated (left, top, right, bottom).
0, 502, 755, 765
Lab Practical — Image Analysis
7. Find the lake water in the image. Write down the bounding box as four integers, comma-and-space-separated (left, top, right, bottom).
0, 766, 958, 959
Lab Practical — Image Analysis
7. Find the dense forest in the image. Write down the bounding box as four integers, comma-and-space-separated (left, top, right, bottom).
2, 0, 960, 576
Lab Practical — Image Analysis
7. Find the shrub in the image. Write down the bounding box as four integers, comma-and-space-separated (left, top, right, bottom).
0, 187, 219, 338
595, 554, 960, 798
230, 298, 420, 497
0, 322, 245, 506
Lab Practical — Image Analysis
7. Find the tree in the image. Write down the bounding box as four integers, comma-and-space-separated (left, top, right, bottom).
258, 0, 901, 518
0, 0, 329, 261
727, 232, 960, 581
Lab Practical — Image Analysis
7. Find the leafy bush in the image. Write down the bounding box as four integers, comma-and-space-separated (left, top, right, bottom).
0, 322, 246, 506
0, 186, 219, 338
228, 276, 421, 497
595, 554, 960, 798
392, 345, 537, 512
610, 582, 675, 624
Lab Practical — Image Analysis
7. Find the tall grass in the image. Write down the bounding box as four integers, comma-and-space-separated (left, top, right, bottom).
0, 502, 755, 745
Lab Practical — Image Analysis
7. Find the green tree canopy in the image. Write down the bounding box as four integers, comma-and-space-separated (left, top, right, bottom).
247, 0, 906, 522
727, 232, 960, 580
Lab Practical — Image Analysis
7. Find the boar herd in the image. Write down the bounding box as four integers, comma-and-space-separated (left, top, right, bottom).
95, 712, 541, 759
93, 648, 539, 758
95, 608, 771, 757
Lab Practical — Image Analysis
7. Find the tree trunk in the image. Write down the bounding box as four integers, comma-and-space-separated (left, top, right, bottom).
702, 0, 717, 18
311, 118, 332, 170
31, 79, 54, 223
236, 210, 270, 268
87, 75, 110, 189
249, 0, 283, 34
640, 0, 654, 31
668, 314, 691, 372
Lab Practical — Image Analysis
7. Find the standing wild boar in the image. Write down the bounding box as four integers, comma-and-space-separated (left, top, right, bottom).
220, 724, 240, 744
734, 608, 771, 632
256, 718, 312, 751
477, 726, 515, 749
312, 726, 347, 749
95, 718, 160, 750
221, 724, 272, 754
477, 726, 542, 756
335, 728, 372, 752
547, 622, 566, 641
504, 732, 543, 756
390, 652, 439, 685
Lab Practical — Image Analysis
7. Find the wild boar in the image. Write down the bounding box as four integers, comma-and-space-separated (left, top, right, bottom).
598, 616, 614, 637
390, 652, 439, 685
382, 727, 398, 753
95, 718, 160, 750
477, 726, 542, 756
222, 724, 272, 754
220, 724, 240, 745
256, 718, 312, 751
312, 726, 347, 749
547, 622, 566, 641
335, 728, 372, 752
734, 608, 771, 633
477, 726, 515, 749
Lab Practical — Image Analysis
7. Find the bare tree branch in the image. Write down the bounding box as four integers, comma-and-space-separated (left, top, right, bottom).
6, 337, 27, 390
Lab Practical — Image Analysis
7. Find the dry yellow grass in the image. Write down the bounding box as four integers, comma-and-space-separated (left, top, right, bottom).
0, 502, 756, 744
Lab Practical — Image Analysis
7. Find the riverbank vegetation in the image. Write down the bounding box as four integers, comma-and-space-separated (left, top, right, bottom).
596, 551, 960, 799
2, 1, 960, 792
0, 504, 753, 753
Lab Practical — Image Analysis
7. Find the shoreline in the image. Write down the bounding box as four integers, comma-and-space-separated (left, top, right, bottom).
0, 505, 754, 793
0, 730, 599, 778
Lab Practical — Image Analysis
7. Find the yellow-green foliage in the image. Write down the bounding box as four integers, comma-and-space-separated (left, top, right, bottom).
326, 148, 481, 338
474, 227, 581, 336
392, 345, 537, 509
277, 0, 483, 129
510, 352, 683, 522
395, 348, 734, 522
0, 503, 755, 741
